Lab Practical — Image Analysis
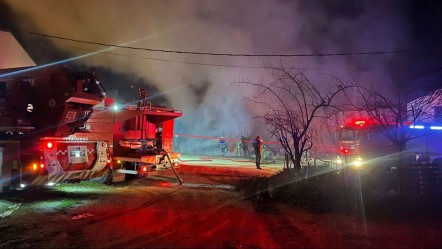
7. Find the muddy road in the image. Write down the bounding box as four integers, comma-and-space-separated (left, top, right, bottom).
1, 158, 442, 248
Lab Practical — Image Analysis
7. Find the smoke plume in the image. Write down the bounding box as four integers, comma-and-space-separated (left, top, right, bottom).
3, 0, 425, 154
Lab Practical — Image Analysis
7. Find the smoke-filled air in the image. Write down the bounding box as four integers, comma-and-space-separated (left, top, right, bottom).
3, 0, 418, 154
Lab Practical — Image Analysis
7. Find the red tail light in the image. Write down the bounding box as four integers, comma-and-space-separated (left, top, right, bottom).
141, 166, 148, 172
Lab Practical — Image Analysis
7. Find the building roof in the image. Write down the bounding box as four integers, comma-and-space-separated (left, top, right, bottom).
0, 30, 36, 69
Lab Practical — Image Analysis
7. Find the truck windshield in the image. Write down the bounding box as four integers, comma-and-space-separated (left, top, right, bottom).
340, 128, 358, 141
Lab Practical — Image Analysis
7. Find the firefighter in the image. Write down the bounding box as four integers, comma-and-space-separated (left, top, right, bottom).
218, 137, 227, 157
137, 88, 147, 110
155, 127, 163, 151
241, 135, 249, 158
235, 138, 242, 157
262, 143, 267, 160
253, 136, 263, 169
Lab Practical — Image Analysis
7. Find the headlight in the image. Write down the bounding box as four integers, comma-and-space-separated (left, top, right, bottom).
336, 157, 343, 164
352, 157, 363, 168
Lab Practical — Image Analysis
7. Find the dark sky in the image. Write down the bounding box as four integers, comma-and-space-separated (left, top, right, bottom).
1, 0, 442, 151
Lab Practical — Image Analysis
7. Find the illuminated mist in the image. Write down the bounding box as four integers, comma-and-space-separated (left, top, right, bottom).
3, 0, 422, 154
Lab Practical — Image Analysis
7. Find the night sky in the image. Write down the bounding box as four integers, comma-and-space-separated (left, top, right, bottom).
1, 0, 441, 153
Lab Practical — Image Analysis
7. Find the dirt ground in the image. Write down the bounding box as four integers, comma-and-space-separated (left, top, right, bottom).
1, 156, 442, 249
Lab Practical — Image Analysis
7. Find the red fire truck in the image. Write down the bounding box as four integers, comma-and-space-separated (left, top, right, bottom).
0, 65, 182, 192
337, 118, 442, 167
71, 98, 183, 184
0, 65, 107, 192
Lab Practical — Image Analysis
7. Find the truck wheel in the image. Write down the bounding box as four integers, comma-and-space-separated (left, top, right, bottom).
90, 168, 113, 185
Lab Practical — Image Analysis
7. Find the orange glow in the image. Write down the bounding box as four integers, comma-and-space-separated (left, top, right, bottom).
33, 163, 37, 171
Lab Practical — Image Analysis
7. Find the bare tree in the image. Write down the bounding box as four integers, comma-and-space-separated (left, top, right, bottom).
237, 66, 353, 172
347, 84, 442, 194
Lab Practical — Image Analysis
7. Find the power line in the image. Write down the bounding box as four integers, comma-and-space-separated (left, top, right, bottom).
17, 29, 414, 57
69, 46, 360, 71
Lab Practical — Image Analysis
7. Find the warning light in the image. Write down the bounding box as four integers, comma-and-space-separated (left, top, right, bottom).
343, 149, 350, 154
47, 142, 53, 149
40, 163, 45, 169
141, 166, 148, 172
33, 163, 37, 171
354, 120, 366, 127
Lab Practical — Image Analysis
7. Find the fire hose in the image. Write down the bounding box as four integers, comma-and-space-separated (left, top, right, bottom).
162, 149, 184, 185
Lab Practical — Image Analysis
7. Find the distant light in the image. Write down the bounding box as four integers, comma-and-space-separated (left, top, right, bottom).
112, 105, 119, 111
27, 103, 34, 112
410, 125, 424, 129
47, 182, 56, 186
430, 126, 442, 130
20, 183, 27, 188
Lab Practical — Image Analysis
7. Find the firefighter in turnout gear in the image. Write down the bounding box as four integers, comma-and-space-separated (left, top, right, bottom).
253, 136, 263, 169
241, 135, 249, 158
235, 138, 242, 157
137, 88, 147, 110
218, 137, 228, 157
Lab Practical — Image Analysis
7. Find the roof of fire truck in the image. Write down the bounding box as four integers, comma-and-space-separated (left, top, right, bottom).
92, 98, 182, 124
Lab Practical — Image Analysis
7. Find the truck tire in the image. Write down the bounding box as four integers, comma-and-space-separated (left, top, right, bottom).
90, 168, 113, 185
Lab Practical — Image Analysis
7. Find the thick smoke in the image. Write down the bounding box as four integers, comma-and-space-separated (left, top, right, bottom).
3, 0, 420, 154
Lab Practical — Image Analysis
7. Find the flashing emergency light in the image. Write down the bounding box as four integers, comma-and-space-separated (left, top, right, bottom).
33, 163, 37, 171
40, 163, 45, 169
46, 141, 53, 149
354, 120, 366, 127
410, 125, 424, 129
430, 126, 442, 130
343, 148, 350, 154
141, 166, 148, 172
